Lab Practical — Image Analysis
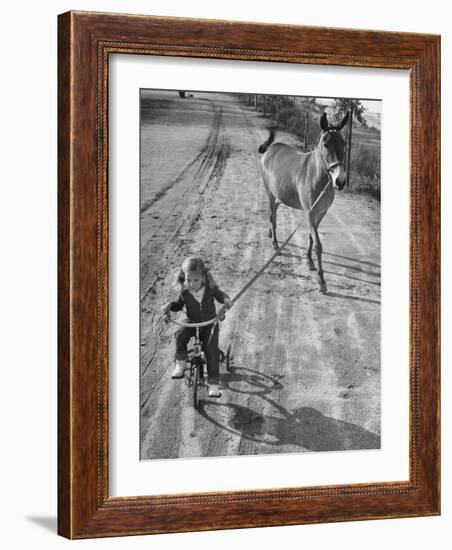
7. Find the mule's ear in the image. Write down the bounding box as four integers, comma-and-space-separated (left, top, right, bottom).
320, 112, 329, 132
337, 112, 349, 131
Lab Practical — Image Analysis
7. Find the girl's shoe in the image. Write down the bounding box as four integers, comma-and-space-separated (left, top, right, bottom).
171, 361, 186, 379
208, 384, 221, 398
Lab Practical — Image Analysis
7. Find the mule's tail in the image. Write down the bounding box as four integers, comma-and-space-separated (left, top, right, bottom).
258, 130, 275, 154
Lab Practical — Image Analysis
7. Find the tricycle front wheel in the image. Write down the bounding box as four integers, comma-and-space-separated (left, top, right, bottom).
193, 363, 200, 409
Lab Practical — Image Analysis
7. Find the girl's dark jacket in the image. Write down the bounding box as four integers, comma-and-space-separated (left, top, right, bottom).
169, 285, 228, 323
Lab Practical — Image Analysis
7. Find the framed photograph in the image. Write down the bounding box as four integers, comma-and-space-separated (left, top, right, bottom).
58, 11, 440, 539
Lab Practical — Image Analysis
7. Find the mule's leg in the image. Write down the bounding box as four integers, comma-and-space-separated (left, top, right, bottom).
306, 233, 316, 271
309, 218, 327, 292
268, 194, 279, 249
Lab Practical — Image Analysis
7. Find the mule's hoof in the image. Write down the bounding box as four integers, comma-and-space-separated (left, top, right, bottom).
306, 259, 316, 271
268, 228, 273, 238
272, 242, 280, 250
319, 283, 327, 293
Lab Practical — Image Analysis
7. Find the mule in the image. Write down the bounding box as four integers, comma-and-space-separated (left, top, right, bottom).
258, 112, 349, 292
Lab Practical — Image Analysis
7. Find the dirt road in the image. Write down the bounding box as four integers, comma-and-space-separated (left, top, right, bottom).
140, 91, 380, 460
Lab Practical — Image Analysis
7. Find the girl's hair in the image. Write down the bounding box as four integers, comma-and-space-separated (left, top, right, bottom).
174, 256, 216, 289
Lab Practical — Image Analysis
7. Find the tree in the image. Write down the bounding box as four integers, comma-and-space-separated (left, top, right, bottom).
328, 99, 367, 187
302, 97, 322, 149
330, 98, 367, 126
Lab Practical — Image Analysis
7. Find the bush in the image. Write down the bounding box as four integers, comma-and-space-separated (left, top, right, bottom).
351, 144, 380, 180
347, 173, 381, 201
343, 145, 381, 201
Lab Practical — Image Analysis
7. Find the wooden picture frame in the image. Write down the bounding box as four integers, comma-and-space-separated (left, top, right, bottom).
58, 11, 440, 539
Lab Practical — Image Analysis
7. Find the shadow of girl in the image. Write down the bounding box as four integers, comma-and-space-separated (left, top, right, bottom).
200, 366, 380, 452
200, 400, 380, 452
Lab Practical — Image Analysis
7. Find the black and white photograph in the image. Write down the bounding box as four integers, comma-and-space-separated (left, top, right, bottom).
140, 89, 381, 460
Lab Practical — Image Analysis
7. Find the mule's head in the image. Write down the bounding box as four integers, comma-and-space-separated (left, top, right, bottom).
319, 112, 349, 190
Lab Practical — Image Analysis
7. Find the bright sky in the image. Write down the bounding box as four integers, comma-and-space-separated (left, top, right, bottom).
362, 99, 381, 114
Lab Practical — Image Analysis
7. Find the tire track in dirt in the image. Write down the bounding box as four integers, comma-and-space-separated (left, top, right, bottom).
224, 116, 297, 456
194, 103, 302, 457
141, 97, 231, 459
177, 111, 266, 458
280, 204, 381, 446
202, 248, 276, 457
140, 99, 229, 376
232, 207, 325, 455
236, 294, 291, 455
140, 104, 223, 214
140, 101, 229, 303
228, 105, 380, 453
142, 95, 272, 459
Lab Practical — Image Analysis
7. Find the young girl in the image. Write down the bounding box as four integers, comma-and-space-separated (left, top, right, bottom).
161, 257, 233, 398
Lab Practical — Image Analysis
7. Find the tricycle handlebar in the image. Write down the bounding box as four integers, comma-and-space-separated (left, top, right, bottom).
164, 315, 219, 328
